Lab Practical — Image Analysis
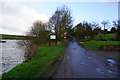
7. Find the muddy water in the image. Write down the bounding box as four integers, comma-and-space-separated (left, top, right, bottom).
0, 40, 25, 75
53, 41, 119, 78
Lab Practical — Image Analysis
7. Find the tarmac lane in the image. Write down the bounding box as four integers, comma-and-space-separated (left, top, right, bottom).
53, 41, 119, 78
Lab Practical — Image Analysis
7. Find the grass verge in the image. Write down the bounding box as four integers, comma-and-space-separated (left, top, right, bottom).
2, 40, 68, 79
1, 34, 23, 39
96, 33, 116, 40
81, 40, 120, 50
77, 33, 116, 42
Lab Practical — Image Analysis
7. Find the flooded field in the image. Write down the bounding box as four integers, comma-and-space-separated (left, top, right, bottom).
0, 40, 25, 75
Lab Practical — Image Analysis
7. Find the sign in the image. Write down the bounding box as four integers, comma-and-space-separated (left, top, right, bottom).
50, 35, 56, 39
98, 32, 101, 35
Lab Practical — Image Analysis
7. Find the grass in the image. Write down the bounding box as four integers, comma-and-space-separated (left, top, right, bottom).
1, 34, 24, 39
96, 33, 116, 40
77, 33, 116, 42
77, 36, 90, 42
0, 34, 44, 40
2, 40, 68, 79
81, 40, 120, 50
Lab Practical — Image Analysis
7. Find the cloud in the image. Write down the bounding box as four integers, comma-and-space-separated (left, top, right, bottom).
3, 0, 119, 2
0, 1, 49, 35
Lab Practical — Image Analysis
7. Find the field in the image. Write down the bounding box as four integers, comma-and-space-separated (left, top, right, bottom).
77, 33, 116, 42
0, 34, 25, 39
0, 34, 38, 40
2, 40, 68, 78
81, 40, 120, 50
78, 33, 120, 50
96, 33, 116, 40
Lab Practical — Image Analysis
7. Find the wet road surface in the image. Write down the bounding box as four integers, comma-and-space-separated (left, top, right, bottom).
53, 40, 119, 78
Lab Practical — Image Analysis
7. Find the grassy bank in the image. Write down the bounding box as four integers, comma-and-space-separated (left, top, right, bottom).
96, 33, 116, 40
0, 34, 25, 39
0, 34, 45, 40
2, 40, 68, 79
81, 40, 120, 50
77, 33, 116, 42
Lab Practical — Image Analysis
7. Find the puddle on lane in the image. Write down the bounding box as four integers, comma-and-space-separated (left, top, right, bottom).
107, 59, 117, 67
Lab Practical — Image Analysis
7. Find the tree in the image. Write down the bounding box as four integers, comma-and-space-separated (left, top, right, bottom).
113, 20, 118, 29
112, 20, 120, 40
19, 21, 51, 62
116, 25, 120, 41
85, 22, 91, 35
85, 22, 94, 39
91, 22, 99, 30
113, 20, 120, 29
74, 23, 86, 40
74, 21, 96, 40
94, 27, 101, 35
116, 20, 120, 40
101, 20, 109, 34
27, 21, 51, 45
110, 27, 116, 33
49, 5, 73, 41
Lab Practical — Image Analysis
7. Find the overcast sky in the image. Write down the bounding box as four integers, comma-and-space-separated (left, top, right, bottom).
0, 0, 119, 35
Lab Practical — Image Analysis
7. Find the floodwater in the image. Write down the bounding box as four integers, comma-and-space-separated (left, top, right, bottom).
0, 40, 25, 75
53, 39, 119, 78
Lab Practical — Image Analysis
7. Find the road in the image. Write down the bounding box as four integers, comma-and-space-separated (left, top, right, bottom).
53, 39, 119, 78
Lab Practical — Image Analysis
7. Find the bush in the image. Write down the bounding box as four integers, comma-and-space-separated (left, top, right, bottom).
116, 26, 120, 41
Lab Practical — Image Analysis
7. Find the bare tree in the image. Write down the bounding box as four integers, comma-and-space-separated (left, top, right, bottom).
85, 22, 94, 39
113, 20, 120, 40
101, 20, 109, 34
113, 20, 118, 29
49, 5, 73, 41
110, 27, 116, 33
91, 22, 99, 29
113, 20, 120, 29
74, 23, 86, 40
18, 21, 51, 62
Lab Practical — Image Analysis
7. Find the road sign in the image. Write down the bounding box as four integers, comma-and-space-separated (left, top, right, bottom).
98, 32, 101, 35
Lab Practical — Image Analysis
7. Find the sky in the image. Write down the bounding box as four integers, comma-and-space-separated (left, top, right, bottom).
0, 0, 119, 35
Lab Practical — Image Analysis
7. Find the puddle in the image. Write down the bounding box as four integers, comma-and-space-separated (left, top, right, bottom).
96, 68, 101, 72
67, 56, 70, 59
107, 59, 117, 66
79, 42, 84, 43
80, 62, 85, 64
107, 59, 116, 64
73, 42, 77, 44
96, 68, 105, 74
100, 71, 105, 74
107, 70, 113, 73
87, 56, 92, 59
